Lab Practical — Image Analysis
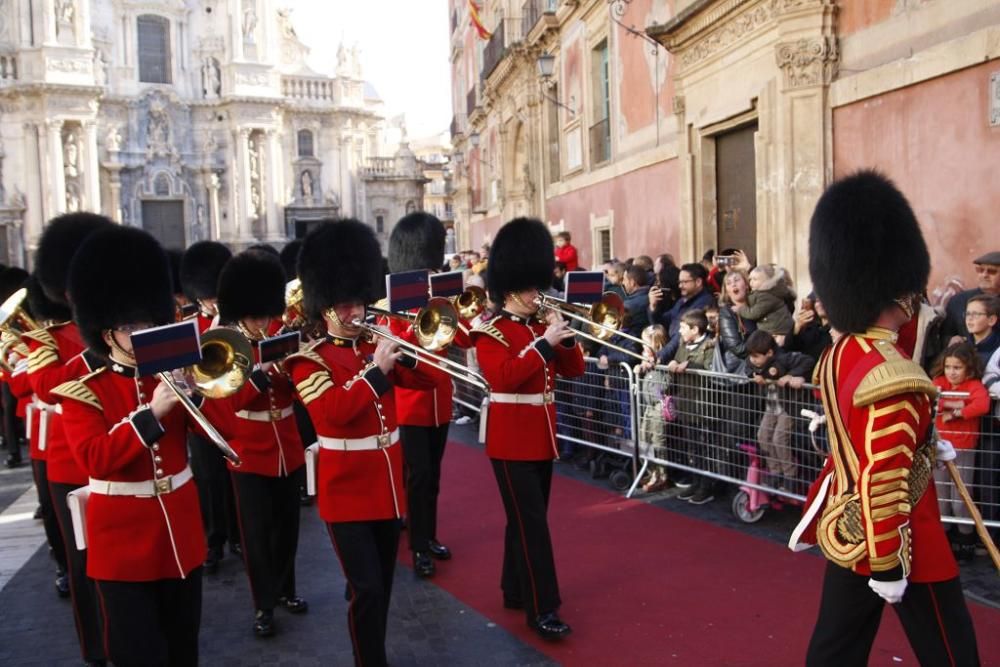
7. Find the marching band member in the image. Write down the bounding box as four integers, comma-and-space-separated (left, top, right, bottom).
386, 212, 468, 578
1, 266, 28, 468
180, 240, 241, 571
285, 218, 429, 667
26, 212, 111, 666
6, 276, 73, 598
216, 250, 308, 638
471, 218, 584, 640
54, 226, 210, 666
790, 171, 980, 664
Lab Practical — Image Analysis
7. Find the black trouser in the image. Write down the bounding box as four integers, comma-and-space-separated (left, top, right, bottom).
975, 418, 999, 535
2, 385, 21, 464
95, 568, 202, 667
400, 424, 449, 553
188, 433, 239, 554
49, 481, 105, 663
327, 519, 401, 667
231, 470, 302, 611
490, 458, 561, 622
31, 460, 67, 573
806, 562, 980, 666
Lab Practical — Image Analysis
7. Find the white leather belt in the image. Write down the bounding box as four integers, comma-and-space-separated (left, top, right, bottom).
89, 466, 193, 497
490, 392, 554, 405
318, 429, 400, 451
236, 406, 294, 422
36, 399, 62, 414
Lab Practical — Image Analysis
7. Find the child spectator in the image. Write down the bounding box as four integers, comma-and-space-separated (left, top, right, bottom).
604, 261, 627, 300
745, 329, 815, 493
638, 325, 671, 492
932, 342, 991, 561
784, 293, 833, 364
704, 304, 720, 339
554, 231, 579, 271
667, 309, 717, 504
955, 295, 1000, 366
737, 264, 796, 341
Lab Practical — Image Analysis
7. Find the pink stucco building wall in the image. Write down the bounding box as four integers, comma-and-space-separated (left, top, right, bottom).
832, 58, 1000, 297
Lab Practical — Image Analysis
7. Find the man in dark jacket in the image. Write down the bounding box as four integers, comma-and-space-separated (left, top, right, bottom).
943, 250, 1000, 339
652, 263, 715, 363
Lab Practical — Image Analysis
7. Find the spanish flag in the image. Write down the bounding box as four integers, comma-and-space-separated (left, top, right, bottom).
468, 0, 491, 40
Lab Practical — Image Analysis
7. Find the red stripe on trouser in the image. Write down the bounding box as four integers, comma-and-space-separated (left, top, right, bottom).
230, 474, 259, 609
95, 582, 111, 660
928, 584, 956, 667
327, 524, 363, 667
502, 461, 539, 615
48, 481, 87, 660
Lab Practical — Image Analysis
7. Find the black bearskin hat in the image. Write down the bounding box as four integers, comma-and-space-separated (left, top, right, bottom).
298, 218, 382, 320
35, 213, 113, 306
68, 226, 175, 357
809, 170, 930, 334
388, 212, 446, 273
486, 217, 555, 304
217, 251, 286, 323
26, 274, 71, 323
279, 239, 302, 279
166, 249, 184, 297
179, 241, 232, 303
0, 267, 29, 302
246, 243, 280, 258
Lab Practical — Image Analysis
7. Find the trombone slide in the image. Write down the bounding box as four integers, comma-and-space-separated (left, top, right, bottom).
157, 372, 242, 467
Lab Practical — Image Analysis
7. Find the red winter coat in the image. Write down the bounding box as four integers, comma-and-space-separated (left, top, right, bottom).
933, 376, 990, 450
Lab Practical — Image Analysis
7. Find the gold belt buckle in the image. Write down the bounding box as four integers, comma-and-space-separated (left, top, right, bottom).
270, 408, 283, 421
377, 433, 391, 448
154, 477, 173, 495
543, 391, 554, 404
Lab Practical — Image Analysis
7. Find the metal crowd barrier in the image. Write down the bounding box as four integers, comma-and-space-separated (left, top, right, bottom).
446, 346, 1000, 530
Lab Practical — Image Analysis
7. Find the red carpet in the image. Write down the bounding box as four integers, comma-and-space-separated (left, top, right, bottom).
402, 441, 1000, 666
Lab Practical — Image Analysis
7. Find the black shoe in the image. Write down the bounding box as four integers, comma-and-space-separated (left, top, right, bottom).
4, 455, 20, 468
33, 505, 43, 520
299, 487, 313, 507
688, 488, 715, 505
529, 612, 572, 640
230, 542, 243, 557
278, 596, 309, 614
413, 551, 435, 578
55, 573, 70, 598
428, 539, 452, 561
204, 548, 222, 574
253, 609, 275, 638
676, 485, 698, 501
502, 595, 523, 610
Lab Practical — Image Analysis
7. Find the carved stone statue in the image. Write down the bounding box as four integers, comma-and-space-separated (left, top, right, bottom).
300, 170, 313, 198
351, 44, 362, 79
94, 49, 108, 86
105, 127, 122, 153
325, 190, 340, 209
203, 58, 220, 99
63, 133, 79, 177
243, 5, 257, 42
66, 187, 80, 212
336, 43, 349, 76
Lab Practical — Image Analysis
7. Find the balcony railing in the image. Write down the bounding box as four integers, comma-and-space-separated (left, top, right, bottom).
521, 0, 557, 38
363, 157, 396, 177
282, 75, 335, 103
451, 113, 467, 139
589, 117, 611, 165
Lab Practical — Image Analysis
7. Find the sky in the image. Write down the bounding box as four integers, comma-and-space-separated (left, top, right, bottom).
283, 0, 453, 140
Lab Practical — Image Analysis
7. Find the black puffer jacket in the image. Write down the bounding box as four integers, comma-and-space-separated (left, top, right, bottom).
717, 306, 757, 373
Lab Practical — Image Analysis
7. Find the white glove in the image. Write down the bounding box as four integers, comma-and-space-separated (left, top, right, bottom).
936, 439, 957, 463
800, 409, 826, 433
868, 577, 907, 604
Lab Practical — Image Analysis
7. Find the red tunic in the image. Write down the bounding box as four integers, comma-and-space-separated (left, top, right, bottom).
287, 336, 429, 523
4, 359, 41, 460
471, 312, 585, 461
791, 328, 957, 583
384, 314, 472, 427
56, 365, 208, 582
24, 323, 89, 485
224, 357, 305, 477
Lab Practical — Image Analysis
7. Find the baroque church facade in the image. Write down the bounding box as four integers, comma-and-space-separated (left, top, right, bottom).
0, 0, 426, 265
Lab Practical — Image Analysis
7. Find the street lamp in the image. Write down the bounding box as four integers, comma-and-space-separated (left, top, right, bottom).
536, 53, 575, 117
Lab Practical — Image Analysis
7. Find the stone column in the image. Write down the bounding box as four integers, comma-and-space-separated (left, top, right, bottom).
83, 121, 100, 211
45, 120, 66, 215
206, 171, 221, 241
237, 128, 254, 243
21, 123, 44, 258
42, 0, 57, 46
264, 129, 284, 240
105, 162, 123, 222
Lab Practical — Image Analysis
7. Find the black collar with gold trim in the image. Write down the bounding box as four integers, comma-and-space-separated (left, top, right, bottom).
106, 360, 139, 378
326, 333, 360, 348
499, 310, 537, 325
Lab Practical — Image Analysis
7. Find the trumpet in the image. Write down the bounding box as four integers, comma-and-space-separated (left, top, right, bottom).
0, 288, 41, 373
535, 291, 647, 362
158, 327, 255, 466
357, 298, 490, 392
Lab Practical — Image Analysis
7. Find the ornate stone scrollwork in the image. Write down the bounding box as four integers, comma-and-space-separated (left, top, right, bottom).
775, 36, 839, 88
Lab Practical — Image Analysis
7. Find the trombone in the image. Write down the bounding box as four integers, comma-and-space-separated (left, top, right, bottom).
157, 327, 255, 467
357, 298, 490, 392
535, 291, 648, 362
452, 285, 486, 320
0, 288, 41, 373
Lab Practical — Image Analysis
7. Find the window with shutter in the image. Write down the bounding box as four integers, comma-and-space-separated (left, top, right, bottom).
138, 16, 171, 84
